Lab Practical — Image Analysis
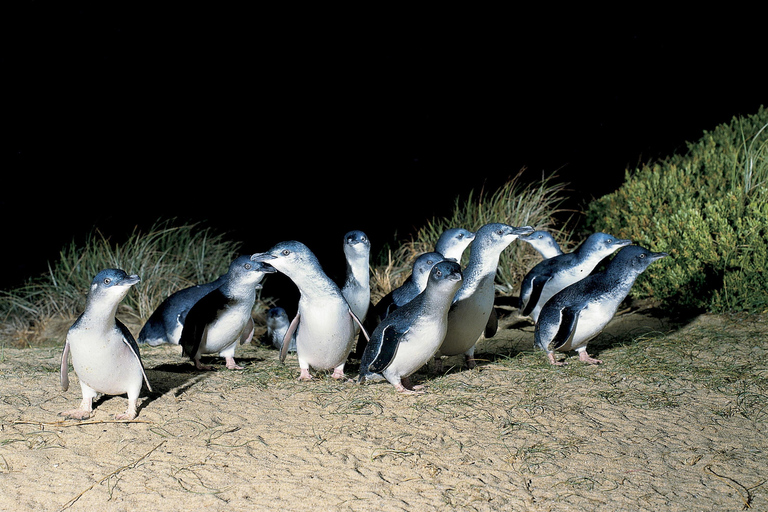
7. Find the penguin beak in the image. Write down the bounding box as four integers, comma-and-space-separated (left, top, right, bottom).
252, 260, 278, 273
250, 252, 275, 263
513, 226, 535, 236
617, 239, 632, 247
649, 251, 669, 261
121, 275, 141, 287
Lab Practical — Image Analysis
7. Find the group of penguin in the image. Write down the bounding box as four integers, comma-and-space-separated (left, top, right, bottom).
59, 223, 667, 420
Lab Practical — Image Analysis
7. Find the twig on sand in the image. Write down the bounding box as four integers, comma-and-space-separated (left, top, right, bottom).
14, 419, 153, 429
704, 464, 764, 510
58, 440, 166, 511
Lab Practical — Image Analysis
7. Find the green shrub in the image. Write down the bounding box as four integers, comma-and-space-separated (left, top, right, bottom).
585, 107, 768, 313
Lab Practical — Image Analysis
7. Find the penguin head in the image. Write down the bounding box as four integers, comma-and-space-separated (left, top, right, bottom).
227, 254, 277, 289
251, 240, 320, 277
265, 307, 290, 330
475, 223, 535, 250
582, 232, 632, 256
435, 228, 476, 261
428, 260, 463, 289
89, 269, 140, 300
610, 245, 668, 274
413, 252, 444, 276
343, 230, 371, 257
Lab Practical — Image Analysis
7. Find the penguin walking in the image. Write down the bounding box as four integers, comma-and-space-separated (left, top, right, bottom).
359, 260, 463, 393
519, 232, 631, 323
137, 274, 226, 346
264, 306, 296, 352
437, 223, 534, 368
341, 230, 371, 326
535, 245, 667, 365
251, 241, 368, 381
60, 269, 152, 420
180, 256, 275, 370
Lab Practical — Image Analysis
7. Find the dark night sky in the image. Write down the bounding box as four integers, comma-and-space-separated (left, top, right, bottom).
1, 6, 764, 290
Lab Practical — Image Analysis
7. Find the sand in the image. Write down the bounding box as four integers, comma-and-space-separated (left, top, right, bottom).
1, 307, 766, 511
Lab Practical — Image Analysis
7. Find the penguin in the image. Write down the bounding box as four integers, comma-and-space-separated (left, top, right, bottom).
264, 306, 296, 352
434, 227, 475, 262
179, 255, 275, 370
359, 260, 463, 393
437, 223, 535, 368
519, 232, 632, 323
519, 230, 563, 259
535, 245, 668, 365
60, 269, 152, 420
137, 275, 226, 346
341, 230, 371, 325
371, 251, 444, 322
251, 241, 369, 381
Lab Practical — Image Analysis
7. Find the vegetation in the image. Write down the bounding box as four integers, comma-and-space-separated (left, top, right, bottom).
0, 220, 245, 346
371, 169, 573, 302
586, 106, 768, 313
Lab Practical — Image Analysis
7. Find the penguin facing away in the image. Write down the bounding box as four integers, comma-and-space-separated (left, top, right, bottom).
359, 260, 463, 394
519, 232, 632, 323
180, 256, 275, 370
251, 241, 369, 381
434, 227, 475, 262
534, 245, 667, 365
60, 269, 152, 420
437, 223, 534, 368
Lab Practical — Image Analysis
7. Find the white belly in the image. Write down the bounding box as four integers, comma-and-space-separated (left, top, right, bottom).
555, 303, 615, 352
70, 334, 144, 396
199, 309, 248, 356
296, 301, 356, 370
386, 317, 448, 378
439, 284, 494, 356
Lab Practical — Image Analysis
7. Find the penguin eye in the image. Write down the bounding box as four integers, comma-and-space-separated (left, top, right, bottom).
607, 239, 613, 244
457, 234, 464, 239
496, 229, 504, 235
103, 278, 111, 285
281, 249, 291, 256
245, 263, 252, 270
435, 270, 443, 277
639, 253, 646, 259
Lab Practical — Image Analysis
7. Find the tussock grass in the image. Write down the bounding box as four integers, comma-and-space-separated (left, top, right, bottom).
0, 219, 246, 347
373, 169, 573, 300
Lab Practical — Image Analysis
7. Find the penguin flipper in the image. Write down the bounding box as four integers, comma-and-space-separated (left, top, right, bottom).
521, 275, 550, 317
280, 313, 300, 363
368, 325, 405, 373
60, 340, 70, 392
118, 320, 153, 392
485, 307, 498, 338
551, 306, 582, 351
240, 317, 255, 345
349, 309, 370, 342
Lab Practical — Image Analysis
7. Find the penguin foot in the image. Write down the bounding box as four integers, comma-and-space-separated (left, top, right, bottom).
331, 369, 346, 380
547, 353, 567, 366
298, 368, 314, 381
194, 359, 214, 371
225, 357, 244, 370
114, 410, 137, 421
465, 356, 477, 369
397, 377, 425, 394
394, 383, 423, 395
578, 352, 603, 365
60, 408, 92, 420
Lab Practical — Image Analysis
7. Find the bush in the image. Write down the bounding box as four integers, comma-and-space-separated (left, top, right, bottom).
585, 107, 768, 313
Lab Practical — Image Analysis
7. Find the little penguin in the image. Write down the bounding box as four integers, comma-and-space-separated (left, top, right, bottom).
434, 227, 475, 262
437, 223, 535, 368
60, 269, 152, 420
519, 232, 631, 323
264, 306, 296, 352
359, 260, 463, 393
251, 241, 369, 381
341, 230, 371, 325
180, 255, 275, 370
535, 245, 668, 365
520, 230, 563, 259
137, 275, 226, 346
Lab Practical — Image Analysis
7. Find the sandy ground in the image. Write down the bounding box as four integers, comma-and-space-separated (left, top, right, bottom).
1, 306, 766, 511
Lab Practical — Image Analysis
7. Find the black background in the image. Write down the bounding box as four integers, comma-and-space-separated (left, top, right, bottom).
2, 6, 764, 290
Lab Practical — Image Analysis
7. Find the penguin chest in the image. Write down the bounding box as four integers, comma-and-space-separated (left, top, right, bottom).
200, 307, 249, 354
387, 314, 448, 377
556, 302, 614, 352
295, 299, 355, 369
440, 281, 494, 355
68, 330, 143, 396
